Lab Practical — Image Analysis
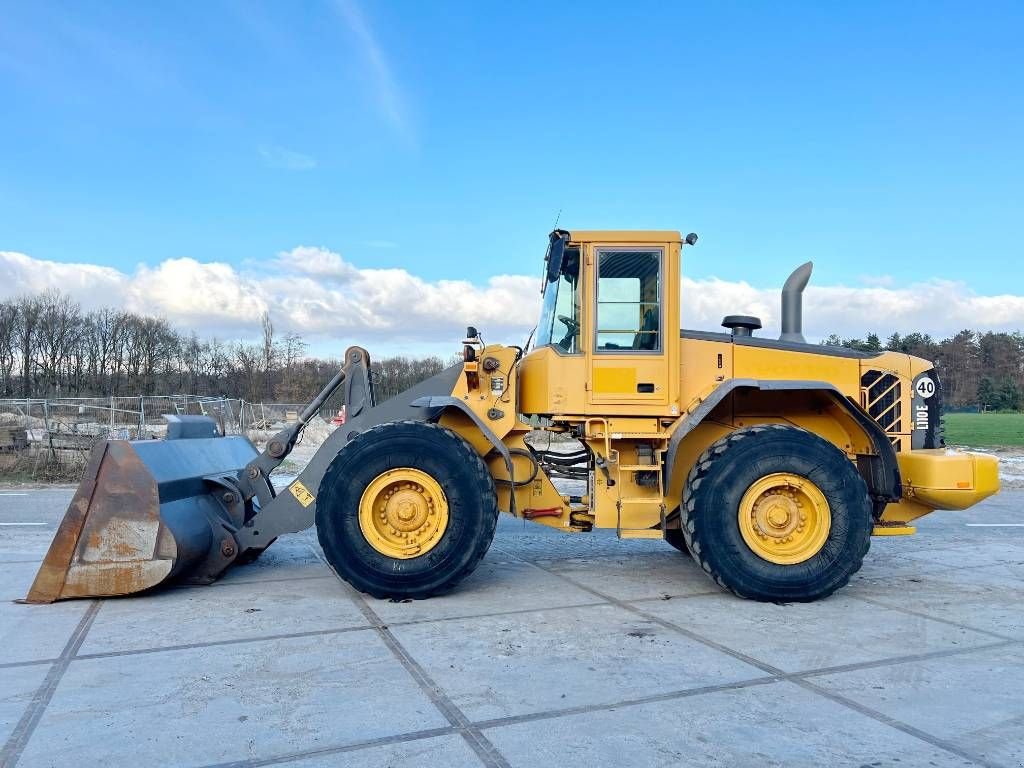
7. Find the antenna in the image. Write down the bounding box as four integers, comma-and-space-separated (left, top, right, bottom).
552, 208, 562, 231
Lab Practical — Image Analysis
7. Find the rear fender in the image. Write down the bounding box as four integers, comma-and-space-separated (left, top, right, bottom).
664, 379, 901, 507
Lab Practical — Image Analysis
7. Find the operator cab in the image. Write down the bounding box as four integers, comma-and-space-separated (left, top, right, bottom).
522, 230, 686, 417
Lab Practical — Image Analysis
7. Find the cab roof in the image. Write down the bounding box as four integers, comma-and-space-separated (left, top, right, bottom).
566, 230, 682, 244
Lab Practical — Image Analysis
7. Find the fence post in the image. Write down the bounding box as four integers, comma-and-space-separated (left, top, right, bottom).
139, 396, 145, 438
109, 396, 115, 436
42, 398, 54, 460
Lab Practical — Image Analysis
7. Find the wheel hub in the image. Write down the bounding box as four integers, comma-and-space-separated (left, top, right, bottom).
358, 469, 449, 559
738, 473, 830, 565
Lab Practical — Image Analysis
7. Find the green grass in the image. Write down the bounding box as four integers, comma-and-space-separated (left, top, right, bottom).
943, 411, 1024, 447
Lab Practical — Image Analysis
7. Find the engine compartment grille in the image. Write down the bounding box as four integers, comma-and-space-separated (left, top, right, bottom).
861, 370, 903, 450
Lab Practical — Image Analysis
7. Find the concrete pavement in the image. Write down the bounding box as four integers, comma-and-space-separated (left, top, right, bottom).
0, 487, 1021, 767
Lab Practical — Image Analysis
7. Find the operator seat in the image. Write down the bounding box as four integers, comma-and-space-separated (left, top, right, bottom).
634, 308, 659, 350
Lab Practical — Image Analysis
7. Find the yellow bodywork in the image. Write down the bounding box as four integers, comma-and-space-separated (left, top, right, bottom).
436, 230, 999, 542
876, 449, 1000, 533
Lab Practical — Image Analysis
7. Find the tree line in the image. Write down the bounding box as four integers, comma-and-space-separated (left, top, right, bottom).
1, 290, 1021, 411
823, 331, 1024, 411
0, 291, 450, 404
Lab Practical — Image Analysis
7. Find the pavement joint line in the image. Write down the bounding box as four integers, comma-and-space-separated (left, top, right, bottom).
306, 544, 512, 768
73, 623, 378, 661
465, 639, 1022, 735
349, 590, 512, 768
0, 599, 100, 767
205, 678, 784, 767
0, 657, 59, 671
524, 560, 787, 677
847, 592, 1019, 642
790, 677, 1004, 768
790, 637, 1020, 680
525, 559, 1013, 768
472, 676, 782, 731
196, 725, 463, 768
72, 600, 626, 662
220, 639, 1023, 764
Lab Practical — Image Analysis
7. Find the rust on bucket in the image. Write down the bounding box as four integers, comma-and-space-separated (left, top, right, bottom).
24, 441, 174, 603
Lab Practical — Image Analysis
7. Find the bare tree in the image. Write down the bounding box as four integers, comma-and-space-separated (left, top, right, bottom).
14, 295, 43, 397
0, 301, 17, 396
234, 342, 262, 402
260, 312, 276, 400
34, 291, 82, 397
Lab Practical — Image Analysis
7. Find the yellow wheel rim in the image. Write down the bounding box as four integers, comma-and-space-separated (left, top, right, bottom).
358, 468, 449, 559
738, 473, 831, 565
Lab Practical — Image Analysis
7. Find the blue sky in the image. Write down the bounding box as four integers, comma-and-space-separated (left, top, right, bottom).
1, 1, 1022, 353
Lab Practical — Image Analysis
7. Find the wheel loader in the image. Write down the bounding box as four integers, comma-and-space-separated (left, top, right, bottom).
25, 229, 1000, 604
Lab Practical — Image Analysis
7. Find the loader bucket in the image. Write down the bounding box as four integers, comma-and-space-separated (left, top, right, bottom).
25, 418, 260, 603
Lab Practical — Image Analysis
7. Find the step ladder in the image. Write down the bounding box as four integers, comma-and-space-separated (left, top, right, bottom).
615, 452, 667, 540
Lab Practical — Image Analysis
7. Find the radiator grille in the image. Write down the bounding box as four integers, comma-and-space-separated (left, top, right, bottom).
861, 370, 903, 450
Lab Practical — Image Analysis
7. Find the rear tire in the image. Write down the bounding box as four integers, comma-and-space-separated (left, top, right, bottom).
682, 424, 871, 602
316, 421, 498, 599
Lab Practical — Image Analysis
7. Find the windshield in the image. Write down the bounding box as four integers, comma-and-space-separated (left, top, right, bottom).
534, 247, 580, 353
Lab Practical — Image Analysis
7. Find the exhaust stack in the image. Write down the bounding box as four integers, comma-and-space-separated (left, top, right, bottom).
780, 262, 813, 343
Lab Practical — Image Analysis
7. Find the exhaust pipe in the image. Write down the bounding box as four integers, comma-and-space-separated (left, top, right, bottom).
780, 262, 813, 343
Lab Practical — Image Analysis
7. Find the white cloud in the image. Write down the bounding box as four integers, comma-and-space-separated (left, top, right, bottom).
125, 258, 268, 329
1, 249, 1023, 352
276, 246, 360, 281
681, 275, 1024, 341
257, 144, 317, 171
0, 250, 126, 305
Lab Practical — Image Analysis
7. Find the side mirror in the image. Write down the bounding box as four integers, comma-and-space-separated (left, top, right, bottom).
545, 234, 566, 285
685, 233, 698, 246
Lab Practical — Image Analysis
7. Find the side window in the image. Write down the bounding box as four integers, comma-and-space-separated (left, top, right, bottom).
595, 249, 662, 352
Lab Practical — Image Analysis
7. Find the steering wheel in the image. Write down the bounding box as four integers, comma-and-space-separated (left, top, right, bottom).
558, 314, 580, 331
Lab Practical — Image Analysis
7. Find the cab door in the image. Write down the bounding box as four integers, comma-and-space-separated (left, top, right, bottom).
588, 245, 672, 407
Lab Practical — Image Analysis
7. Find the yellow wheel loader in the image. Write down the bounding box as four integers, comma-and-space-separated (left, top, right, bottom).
25, 230, 1000, 604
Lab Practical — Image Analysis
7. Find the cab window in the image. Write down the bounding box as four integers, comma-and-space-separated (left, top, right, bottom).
595, 249, 662, 352
535, 247, 581, 353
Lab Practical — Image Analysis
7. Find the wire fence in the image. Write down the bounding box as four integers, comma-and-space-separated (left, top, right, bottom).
0, 395, 343, 480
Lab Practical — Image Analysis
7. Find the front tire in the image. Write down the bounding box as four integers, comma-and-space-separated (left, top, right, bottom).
316, 421, 498, 599
681, 424, 872, 602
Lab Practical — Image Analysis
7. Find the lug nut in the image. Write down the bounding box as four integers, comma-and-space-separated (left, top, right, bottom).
221, 541, 236, 558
